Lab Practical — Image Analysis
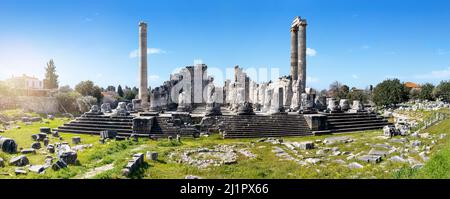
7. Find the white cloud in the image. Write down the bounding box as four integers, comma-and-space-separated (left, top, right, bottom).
149, 75, 160, 81
129, 48, 166, 58
361, 45, 370, 49
96, 73, 103, 78
414, 67, 450, 79
307, 76, 319, 83
352, 74, 359, 79
306, 48, 317, 57
437, 49, 448, 55
84, 17, 93, 22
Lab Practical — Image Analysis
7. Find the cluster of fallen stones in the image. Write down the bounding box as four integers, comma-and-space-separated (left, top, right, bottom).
0, 127, 85, 175
261, 128, 444, 173
169, 145, 241, 168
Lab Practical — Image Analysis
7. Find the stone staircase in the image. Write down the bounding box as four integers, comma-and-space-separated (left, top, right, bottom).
219, 114, 312, 138
150, 116, 199, 138
57, 115, 134, 136
325, 112, 390, 133
57, 114, 199, 138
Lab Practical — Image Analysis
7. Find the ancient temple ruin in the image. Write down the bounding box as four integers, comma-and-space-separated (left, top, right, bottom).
57, 17, 390, 138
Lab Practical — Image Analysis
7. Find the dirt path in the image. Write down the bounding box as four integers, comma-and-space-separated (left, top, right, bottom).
75, 163, 115, 179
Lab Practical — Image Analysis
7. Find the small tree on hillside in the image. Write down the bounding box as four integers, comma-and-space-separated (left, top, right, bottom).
419, 83, 435, 101
75, 80, 103, 102
433, 81, 450, 102
372, 79, 408, 107
117, 85, 124, 97
43, 59, 59, 89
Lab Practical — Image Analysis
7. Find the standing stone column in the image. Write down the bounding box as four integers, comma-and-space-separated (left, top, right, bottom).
298, 18, 307, 93
139, 21, 149, 110
290, 24, 299, 80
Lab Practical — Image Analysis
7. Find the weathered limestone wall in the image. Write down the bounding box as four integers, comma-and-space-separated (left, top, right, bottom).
0, 96, 59, 113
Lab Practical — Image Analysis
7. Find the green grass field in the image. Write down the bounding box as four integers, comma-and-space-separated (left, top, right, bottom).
1, 112, 450, 179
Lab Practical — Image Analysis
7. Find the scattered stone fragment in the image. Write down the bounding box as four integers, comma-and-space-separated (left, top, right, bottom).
43, 138, 49, 146
47, 144, 55, 153
383, 125, 401, 137
419, 133, 431, 139
368, 149, 388, 157
72, 137, 81, 144
410, 132, 419, 137
59, 151, 77, 165
358, 155, 382, 164
390, 138, 408, 143
100, 130, 117, 139
185, 175, 201, 179
30, 117, 42, 122
411, 140, 422, 147
32, 133, 47, 141
21, 148, 36, 154
9, 155, 29, 166
323, 136, 353, 145
47, 115, 55, 120
0, 158, 4, 167
372, 143, 392, 149
130, 134, 139, 142
332, 151, 341, 156
238, 148, 257, 159
31, 142, 41, 149
419, 152, 429, 162
439, 134, 446, 140
389, 156, 406, 163
348, 162, 364, 169
40, 127, 51, 134
15, 168, 27, 175
292, 141, 314, 150
72, 144, 93, 152
316, 149, 325, 155
146, 151, 158, 161
44, 156, 54, 165
122, 153, 145, 176
52, 130, 60, 137
29, 165, 46, 174
305, 158, 321, 165
0, 137, 18, 153
52, 159, 68, 171
333, 159, 346, 164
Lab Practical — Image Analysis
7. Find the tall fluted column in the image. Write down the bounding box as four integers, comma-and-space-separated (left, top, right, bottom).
290, 25, 299, 80
139, 21, 149, 110
298, 19, 307, 93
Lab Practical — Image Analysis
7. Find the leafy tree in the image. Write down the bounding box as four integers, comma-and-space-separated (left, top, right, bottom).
43, 59, 59, 89
76, 96, 98, 113
337, 85, 350, 100
75, 80, 103, 102
348, 89, 369, 103
117, 85, 124, 97
328, 81, 342, 98
372, 79, 408, 107
54, 87, 81, 113
409, 88, 421, 100
419, 83, 435, 101
123, 89, 137, 100
433, 81, 450, 102
106, 85, 116, 92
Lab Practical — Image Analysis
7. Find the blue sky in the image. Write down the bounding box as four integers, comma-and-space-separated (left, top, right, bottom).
0, 0, 450, 90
